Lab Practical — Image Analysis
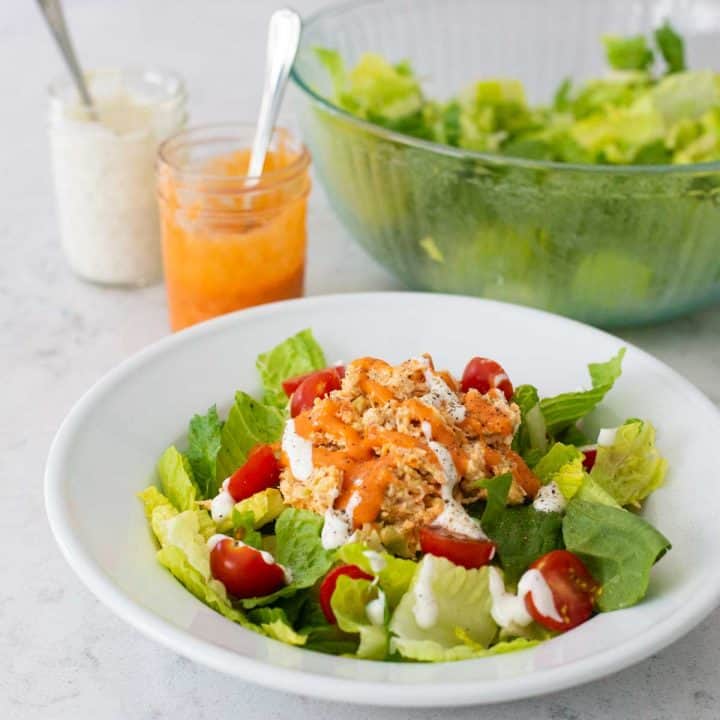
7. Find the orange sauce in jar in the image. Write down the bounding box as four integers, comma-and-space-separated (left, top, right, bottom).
157, 126, 311, 330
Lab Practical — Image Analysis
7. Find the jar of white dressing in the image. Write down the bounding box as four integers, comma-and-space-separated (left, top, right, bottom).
49, 68, 187, 286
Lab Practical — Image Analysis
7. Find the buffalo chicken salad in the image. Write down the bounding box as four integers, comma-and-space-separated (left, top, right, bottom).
138, 330, 670, 662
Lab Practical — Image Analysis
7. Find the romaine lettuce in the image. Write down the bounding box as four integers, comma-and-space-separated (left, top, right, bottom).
590, 420, 667, 507
216, 392, 284, 480
563, 499, 671, 611
389, 556, 497, 661
156, 446, 197, 512
186, 405, 223, 499
256, 328, 327, 410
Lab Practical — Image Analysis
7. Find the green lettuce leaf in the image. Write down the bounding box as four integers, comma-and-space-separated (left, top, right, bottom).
231, 510, 263, 549
486, 506, 564, 584
389, 556, 497, 661
247, 607, 307, 646
651, 70, 719, 125
336, 543, 417, 609
590, 420, 667, 507
534, 443, 586, 500
563, 499, 671, 611
187, 405, 223, 499
539, 349, 625, 435
314, 47, 347, 98
654, 21, 686, 74
241, 508, 335, 608
156, 446, 197, 512
475, 473, 513, 528
233, 488, 286, 529
575, 476, 621, 507
455, 628, 541, 656
216, 392, 284, 480
157, 546, 249, 625
602, 34, 654, 71
331, 576, 388, 659
256, 329, 327, 410
511, 384, 548, 464
137, 486, 172, 519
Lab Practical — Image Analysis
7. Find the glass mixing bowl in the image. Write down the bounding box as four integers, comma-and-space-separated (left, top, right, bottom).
291, 0, 720, 326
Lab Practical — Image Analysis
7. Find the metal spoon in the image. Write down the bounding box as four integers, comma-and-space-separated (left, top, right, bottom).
36, 0, 98, 120
247, 8, 302, 178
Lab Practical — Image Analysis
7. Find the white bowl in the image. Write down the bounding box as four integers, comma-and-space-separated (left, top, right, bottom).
45, 293, 720, 707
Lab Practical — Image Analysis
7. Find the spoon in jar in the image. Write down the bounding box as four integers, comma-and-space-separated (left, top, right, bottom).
36, 0, 98, 121
247, 8, 302, 179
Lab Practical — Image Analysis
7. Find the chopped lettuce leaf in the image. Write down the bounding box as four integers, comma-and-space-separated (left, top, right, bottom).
539, 349, 625, 435
216, 392, 284, 480
157, 546, 249, 625
314, 47, 347, 98
331, 576, 388, 659
256, 329, 327, 410
602, 34, 654, 71
533, 443, 586, 500
482, 500, 564, 584
651, 70, 719, 124
390, 556, 496, 661
241, 508, 335, 608
563, 499, 671, 611
156, 446, 197, 512
247, 607, 307, 646
456, 628, 540, 656
654, 21, 686, 74
137, 486, 172, 519
186, 405, 223, 499
231, 510, 263, 549
337, 543, 417, 608
475, 473, 513, 528
590, 420, 667, 507
162, 510, 213, 579
511, 384, 548, 464
575, 476, 621, 507
233, 488, 286, 528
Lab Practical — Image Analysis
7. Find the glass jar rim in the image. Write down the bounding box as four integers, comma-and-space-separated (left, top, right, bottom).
157, 123, 311, 187
49, 67, 187, 109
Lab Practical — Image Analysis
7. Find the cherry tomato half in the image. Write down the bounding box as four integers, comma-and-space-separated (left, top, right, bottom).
460, 357, 514, 401
581, 447, 598, 471
419, 526, 496, 569
227, 444, 281, 502
282, 365, 345, 396
319, 564, 374, 624
290, 369, 343, 417
523, 550, 598, 632
210, 538, 286, 598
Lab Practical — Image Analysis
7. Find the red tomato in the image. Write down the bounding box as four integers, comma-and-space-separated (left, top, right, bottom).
210, 538, 286, 598
419, 526, 496, 569
523, 550, 598, 632
282, 366, 345, 396
460, 357, 514, 401
290, 369, 343, 417
227, 444, 280, 502
581, 447, 598, 471
319, 564, 374, 624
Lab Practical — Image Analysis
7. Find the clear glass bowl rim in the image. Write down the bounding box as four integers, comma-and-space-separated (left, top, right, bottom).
290, 0, 720, 176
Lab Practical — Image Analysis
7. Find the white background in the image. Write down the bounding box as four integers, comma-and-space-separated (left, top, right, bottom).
2, 1, 720, 718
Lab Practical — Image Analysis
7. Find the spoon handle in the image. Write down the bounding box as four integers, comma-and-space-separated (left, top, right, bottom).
248, 8, 302, 178
36, 0, 97, 119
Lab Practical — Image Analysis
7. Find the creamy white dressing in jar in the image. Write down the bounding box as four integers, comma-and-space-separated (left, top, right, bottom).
49, 69, 186, 285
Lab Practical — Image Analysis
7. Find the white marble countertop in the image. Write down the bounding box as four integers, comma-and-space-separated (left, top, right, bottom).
3, 1, 720, 718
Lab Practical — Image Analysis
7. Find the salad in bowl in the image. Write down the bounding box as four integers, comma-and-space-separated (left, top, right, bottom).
138, 330, 670, 662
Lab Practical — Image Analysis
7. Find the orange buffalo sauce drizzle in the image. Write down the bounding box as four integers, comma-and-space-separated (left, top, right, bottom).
293, 360, 473, 527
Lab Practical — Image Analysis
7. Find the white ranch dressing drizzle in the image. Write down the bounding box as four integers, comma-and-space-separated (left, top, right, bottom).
518, 569, 563, 623
365, 589, 387, 626
421, 422, 486, 540
320, 508, 353, 550
210, 478, 235, 523
281, 419, 314, 481
487, 566, 533, 629
412, 555, 439, 628
422, 369, 466, 423
533, 481, 567, 514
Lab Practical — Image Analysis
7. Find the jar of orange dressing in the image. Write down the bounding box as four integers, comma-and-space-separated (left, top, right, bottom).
156, 124, 311, 330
